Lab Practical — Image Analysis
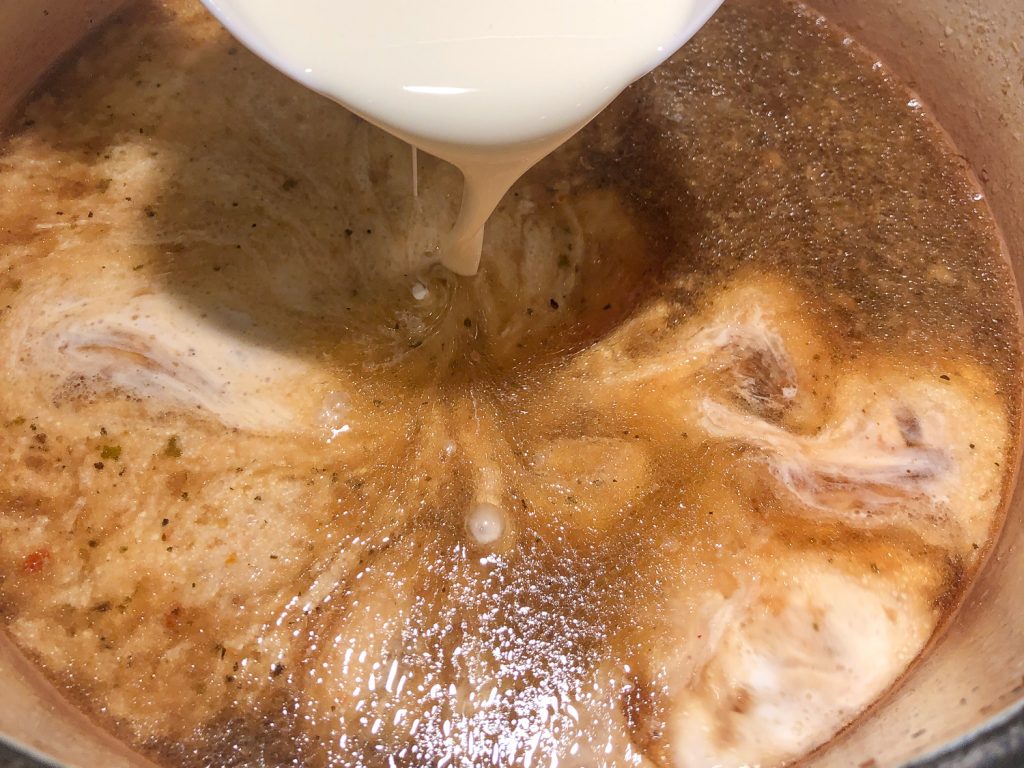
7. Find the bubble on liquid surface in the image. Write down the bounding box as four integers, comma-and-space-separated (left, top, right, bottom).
466, 502, 506, 546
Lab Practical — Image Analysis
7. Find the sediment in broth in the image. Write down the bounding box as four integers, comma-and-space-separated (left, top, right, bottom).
0, 1, 1019, 766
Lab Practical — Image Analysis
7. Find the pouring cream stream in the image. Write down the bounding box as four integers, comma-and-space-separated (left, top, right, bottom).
200, 0, 723, 275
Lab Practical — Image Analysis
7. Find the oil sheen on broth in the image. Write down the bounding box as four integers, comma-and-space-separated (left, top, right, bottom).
0, 1, 1020, 767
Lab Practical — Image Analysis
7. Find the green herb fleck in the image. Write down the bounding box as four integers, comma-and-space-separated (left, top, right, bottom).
164, 435, 182, 458
100, 445, 122, 461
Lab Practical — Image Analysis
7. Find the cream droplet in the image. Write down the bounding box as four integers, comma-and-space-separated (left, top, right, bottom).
411, 281, 429, 301
467, 502, 506, 546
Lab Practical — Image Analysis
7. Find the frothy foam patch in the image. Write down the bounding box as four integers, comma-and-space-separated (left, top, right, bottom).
665, 555, 935, 767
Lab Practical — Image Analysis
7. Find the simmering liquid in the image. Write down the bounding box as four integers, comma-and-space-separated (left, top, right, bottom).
0, 1, 1020, 767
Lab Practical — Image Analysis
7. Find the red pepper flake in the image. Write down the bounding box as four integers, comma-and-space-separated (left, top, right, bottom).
164, 606, 184, 631
22, 549, 50, 573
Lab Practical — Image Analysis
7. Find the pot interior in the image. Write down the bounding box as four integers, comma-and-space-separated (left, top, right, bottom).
0, 1, 1022, 766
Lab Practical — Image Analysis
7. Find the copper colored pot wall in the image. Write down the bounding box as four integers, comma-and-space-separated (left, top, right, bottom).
1, 1, 1022, 766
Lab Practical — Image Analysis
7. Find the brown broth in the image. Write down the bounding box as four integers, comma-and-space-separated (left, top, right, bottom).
0, 1, 1019, 766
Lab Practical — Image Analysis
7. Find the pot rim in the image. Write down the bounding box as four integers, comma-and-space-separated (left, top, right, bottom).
910, 701, 1024, 768
2, 702, 1024, 768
